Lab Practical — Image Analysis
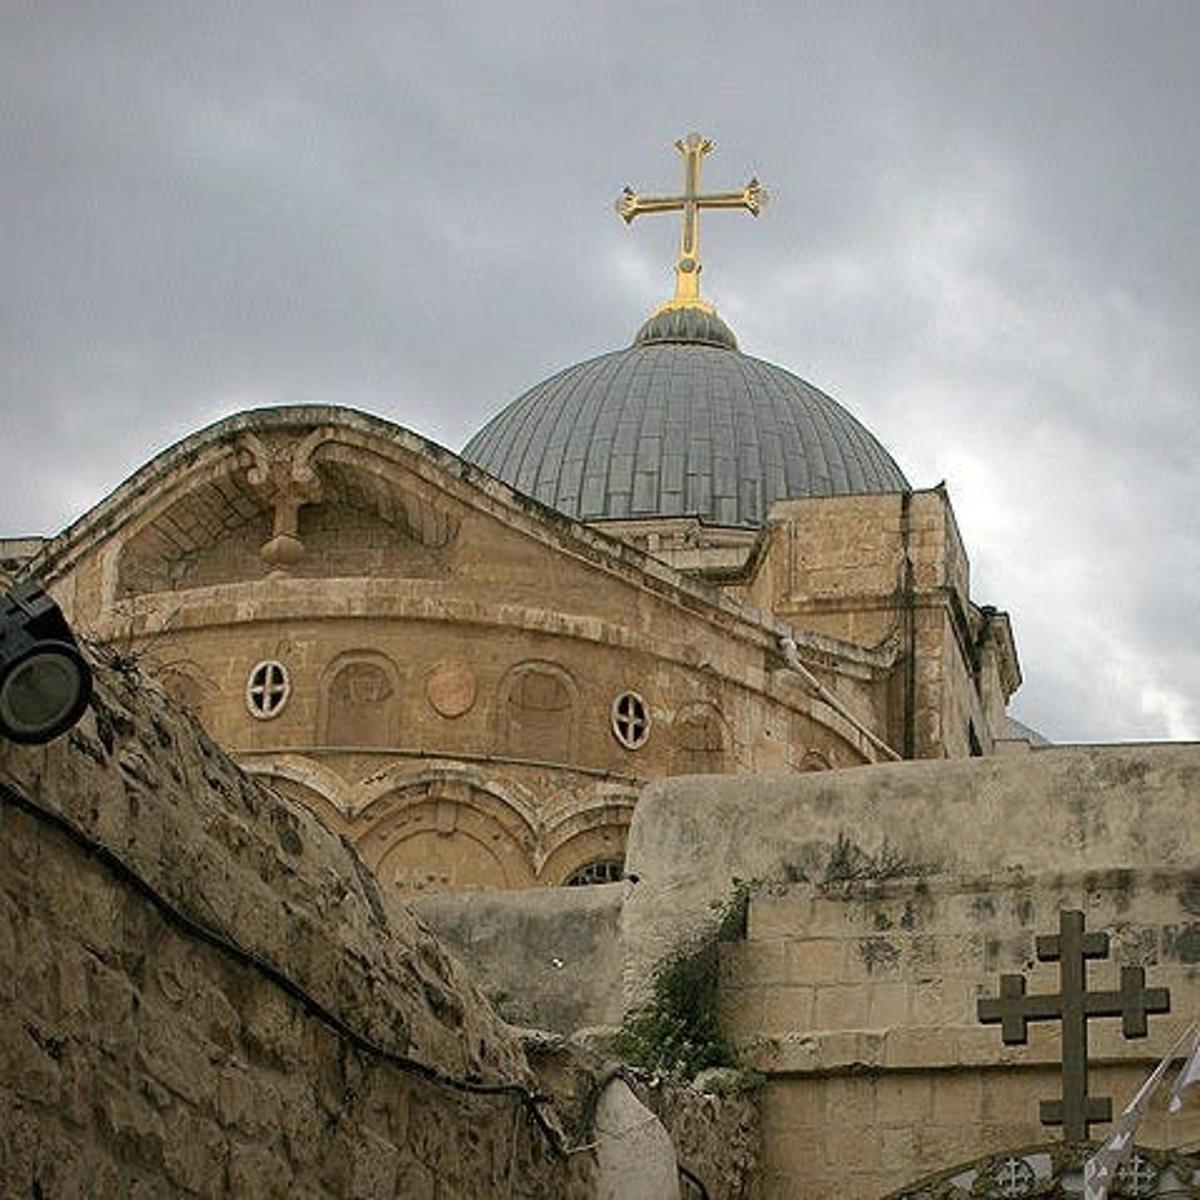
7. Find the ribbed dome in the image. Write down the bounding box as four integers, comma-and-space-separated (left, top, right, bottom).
463, 330, 909, 529
634, 305, 739, 350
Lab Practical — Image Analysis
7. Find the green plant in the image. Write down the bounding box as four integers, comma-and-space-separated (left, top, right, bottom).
485, 988, 520, 1024
694, 1066, 766, 1096
614, 881, 754, 1081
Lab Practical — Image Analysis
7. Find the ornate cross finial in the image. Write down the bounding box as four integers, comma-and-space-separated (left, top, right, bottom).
616, 133, 765, 312
978, 909, 1170, 1142
236, 427, 331, 569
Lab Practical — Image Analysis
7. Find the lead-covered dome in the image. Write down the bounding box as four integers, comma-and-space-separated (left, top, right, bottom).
462, 310, 909, 529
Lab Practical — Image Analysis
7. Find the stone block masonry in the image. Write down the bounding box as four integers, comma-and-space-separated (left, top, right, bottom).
622, 744, 1200, 1199
0, 649, 595, 1198
724, 872, 1200, 1198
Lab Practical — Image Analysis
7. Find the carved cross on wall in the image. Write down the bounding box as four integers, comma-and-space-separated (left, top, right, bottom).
978, 909, 1170, 1142
236, 427, 331, 569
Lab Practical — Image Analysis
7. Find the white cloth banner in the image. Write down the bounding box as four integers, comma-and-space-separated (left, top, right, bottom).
1169, 1028, 1200, 1113
1083, 1023, 1198, 1200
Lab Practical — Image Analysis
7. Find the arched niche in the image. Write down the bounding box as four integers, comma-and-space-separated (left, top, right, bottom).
541, 799, 636, 886
798, 747, 833, 773
353, 775, 537, 897
497, 660, 579, 764
670, 700, 728, 775
115, 493, 271, 596
318, 651, 401, 749
152, 660, 218, 730
110, 427, 462, 597
293, 501, 447, 579
311, 446, 460, 549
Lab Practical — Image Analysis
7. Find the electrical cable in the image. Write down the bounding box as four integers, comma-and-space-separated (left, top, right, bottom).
777, 633, 902, 761
0, 772, 721, 1187
0, 775, 565, 1155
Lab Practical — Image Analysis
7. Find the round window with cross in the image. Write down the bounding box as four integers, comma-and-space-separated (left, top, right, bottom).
985, 1156, 1035, 1199
1115, 1153, 1159, 1198
246, 660, 291, 720
611, 690, 650, 749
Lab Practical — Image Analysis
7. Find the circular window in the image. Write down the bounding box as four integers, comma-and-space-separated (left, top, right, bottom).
1115, 1154, 1159, 1198
985, 1157, 1035, 1199
564, 860, 625, 887
246, 660, 291, 720
611, 690, 650, 749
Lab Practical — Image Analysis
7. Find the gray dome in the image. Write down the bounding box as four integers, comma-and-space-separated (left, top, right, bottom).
463, 331, 909, 529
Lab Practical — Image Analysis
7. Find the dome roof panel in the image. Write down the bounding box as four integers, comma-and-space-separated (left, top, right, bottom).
463, 340, 909, 528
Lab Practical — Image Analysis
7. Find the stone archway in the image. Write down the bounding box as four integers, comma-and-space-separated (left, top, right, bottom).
240, 754, 355, 830
540, 798, 636, 886
353, 774, 538, 896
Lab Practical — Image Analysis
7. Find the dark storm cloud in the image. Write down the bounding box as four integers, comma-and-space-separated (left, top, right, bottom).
1, 1, 1196, 741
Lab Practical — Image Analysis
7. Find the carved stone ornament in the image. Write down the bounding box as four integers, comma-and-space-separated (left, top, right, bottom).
236, 427, 332, 568
426, 660, 477, 719
884, 1141, 1194, 1200
977, 908, 1170, 1142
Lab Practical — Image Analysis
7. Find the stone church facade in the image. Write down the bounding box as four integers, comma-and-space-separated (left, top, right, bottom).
1, 132, 1029, 903
5, 138, 1200, 1200
4, 314, 1020, 903
0, 133, 1027, 902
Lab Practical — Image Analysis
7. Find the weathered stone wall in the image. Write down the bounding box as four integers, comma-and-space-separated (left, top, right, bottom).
0, 651, 595, 1198
411, 882, 626, 1034
726, 873, 1200, 1198
622, 745, 1200, 1198
740, 489, 1019, 759
31, 407, 892, 900
621, 745, 1200, 993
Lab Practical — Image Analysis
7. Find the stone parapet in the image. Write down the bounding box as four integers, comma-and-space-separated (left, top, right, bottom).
621, 746, 1200, 1197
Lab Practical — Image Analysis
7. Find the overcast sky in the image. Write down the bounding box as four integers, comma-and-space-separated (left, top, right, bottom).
2, 2, 1197, 744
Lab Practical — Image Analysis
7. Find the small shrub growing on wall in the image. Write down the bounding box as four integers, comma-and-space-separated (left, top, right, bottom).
615, 881, 753, 1081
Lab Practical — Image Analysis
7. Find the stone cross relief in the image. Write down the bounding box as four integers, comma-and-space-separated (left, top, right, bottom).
236, 428, 331, 569
233, 427, 459, 572
977, 908, 1170, 1142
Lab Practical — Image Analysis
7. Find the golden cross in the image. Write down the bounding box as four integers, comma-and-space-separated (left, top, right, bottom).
616, 133, 765, 309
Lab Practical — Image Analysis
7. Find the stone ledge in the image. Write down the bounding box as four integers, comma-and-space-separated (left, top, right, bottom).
732, 1017, 1200, 1075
